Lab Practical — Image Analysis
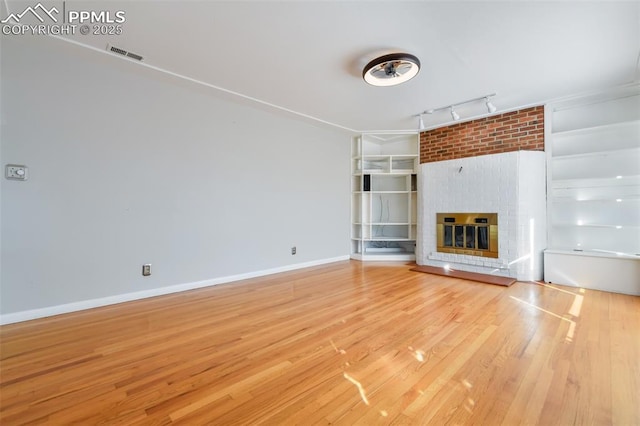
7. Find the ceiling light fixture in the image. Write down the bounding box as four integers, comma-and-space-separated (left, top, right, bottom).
421, 93, 497, 123
363, 53, 421, 87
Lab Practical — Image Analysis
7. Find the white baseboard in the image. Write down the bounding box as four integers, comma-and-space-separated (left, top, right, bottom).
0, 255, 350, 325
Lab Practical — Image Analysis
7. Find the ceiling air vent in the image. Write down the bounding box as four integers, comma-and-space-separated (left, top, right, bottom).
106, 44, 144, 61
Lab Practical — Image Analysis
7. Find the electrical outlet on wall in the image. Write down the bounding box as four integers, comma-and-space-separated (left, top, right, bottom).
142, 264, 151, 276
291, 246, 296, 255
5, 164, 28, 181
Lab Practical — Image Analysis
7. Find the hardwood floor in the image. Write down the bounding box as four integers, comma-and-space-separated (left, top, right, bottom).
1, 260, 638, 425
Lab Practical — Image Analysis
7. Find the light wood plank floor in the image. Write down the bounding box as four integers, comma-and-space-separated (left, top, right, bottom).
1, 261, 638, 425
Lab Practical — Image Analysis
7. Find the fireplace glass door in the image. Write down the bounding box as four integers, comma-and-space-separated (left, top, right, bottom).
445, 225, 483, 249
436, 213, 498, 258
477, 226, 489, 250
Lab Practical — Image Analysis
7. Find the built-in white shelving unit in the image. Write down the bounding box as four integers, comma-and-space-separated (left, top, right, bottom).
544, 85, 640, 295
351, 133, 419, 261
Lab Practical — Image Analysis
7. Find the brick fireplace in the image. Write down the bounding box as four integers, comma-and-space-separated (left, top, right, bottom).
416, 107, 547, 281
420, 106, 544, 162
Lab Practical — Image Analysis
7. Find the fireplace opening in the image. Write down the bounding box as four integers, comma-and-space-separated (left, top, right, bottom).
437, 213, 498, 258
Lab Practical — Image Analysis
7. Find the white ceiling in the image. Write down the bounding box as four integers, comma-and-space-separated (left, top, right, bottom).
5, 1, 640, 132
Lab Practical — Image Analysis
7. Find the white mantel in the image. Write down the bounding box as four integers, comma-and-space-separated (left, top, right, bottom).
417, 151, 546, 281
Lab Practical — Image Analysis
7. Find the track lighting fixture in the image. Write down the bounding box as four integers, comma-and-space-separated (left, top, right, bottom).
485, 97, 497, 113
450, 107, 460, 121
420, 93, 497, 123
418, 114, 425, 130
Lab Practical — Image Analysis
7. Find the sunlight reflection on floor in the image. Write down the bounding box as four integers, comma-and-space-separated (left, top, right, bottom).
329, 327, 481, 418
330, 339, 346, 355
509, 295, 579, 343
408, 346, 426, 362
343, 372, 370, 406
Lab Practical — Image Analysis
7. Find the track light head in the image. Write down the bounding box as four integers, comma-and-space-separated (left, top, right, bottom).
418, 115, 425, 130
450, 107, 460, 121
485, 97, 497, 113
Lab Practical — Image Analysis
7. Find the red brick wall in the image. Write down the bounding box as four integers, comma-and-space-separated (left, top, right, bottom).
420, 106, 544, 163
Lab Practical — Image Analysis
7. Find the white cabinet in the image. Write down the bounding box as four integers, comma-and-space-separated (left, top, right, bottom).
351, 133, 418, 261
544, 85, 640, 295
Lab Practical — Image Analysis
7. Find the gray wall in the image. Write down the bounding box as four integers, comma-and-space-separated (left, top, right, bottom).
0, 36, 350, 316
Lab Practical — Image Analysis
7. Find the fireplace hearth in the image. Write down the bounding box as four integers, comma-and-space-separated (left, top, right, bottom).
436, 213, 498, 258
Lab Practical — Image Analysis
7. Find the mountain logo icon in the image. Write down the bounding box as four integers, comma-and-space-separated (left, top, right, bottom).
1, 3, 59, 24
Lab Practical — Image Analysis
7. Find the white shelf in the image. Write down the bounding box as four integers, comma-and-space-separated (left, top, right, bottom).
353, 172, 415, 176
353, 154, 419, 158
351, 133, 419, 261
351, 236, 415, 241
551, 175, 640, 189
551, 152, 639, 180
551, 195, 640, 202
551, 224, 638, 229
552, 147, 639, 160
551, 179, 640, 201
551, 118, 640, 139
547, 88, 640, 259
365, 237, 414, 241
368, 191, 410, 194
354, 159, 418, 174
545, 89, 640, 295
351, 252, 416, 261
